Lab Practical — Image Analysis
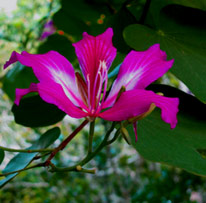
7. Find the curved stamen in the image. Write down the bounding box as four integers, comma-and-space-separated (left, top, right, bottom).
87, 74, 91, 111
95, 61, 108, 114
91, 62, 102, 111
95, 72, 103, 109
75, 72, 89, 112
100, 62, 108, 106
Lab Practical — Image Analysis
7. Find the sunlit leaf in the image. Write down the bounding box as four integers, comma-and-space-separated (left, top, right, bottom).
0, 127, 61, 188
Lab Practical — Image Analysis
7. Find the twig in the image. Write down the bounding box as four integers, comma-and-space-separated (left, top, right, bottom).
88, 119, 95, 155
0, 146, 54, 153
48, 122, 119, 173
139, 0, 152, 24
106, 128, 120, 145
44, 119, 89, 166
0, 121, 124, 177
0, 163, 44, 177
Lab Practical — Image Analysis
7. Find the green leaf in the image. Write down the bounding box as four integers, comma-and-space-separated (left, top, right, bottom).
0, 149, 5, 165
150, 0, 206, 16
124, 5, 206, 102
106, 6, 137, 53
61, 0, 102, 24
108, 63, 121, 78
53, 0, 107, 38
53, 9, 87, 37
38, 34, 76, 62
129, 85, 206, 176
169, 0, 206, 10
146, 0, 206, 27
12, 95, 66, 127
2, 63, 38, 101
0, 127, 61, 188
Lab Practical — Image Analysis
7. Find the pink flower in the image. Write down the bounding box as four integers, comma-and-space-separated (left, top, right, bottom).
39, 20, 56, 40
4, 28, 179, 140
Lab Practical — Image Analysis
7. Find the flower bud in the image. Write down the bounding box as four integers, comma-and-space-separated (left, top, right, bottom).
76, 165, 82, 171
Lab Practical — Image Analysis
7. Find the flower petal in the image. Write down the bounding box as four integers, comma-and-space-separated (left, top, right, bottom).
37, 82, 88, 118
104, 44, 174, 107
40, 20, 56, 40
15, 83, 38, 105
99, 89, 179, 129
14, 82, 87, 118
73, 28, 117, 83
4, 51, 86, 109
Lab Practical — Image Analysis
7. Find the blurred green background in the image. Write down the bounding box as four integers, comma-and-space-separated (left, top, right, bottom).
1, 0, 206, 202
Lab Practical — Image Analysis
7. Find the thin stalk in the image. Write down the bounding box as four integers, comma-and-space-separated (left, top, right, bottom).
34, 152, 51, 160
0, 163, 44, 177
0, 146, 53, 153
0, 121, 123, 177
139, 0, 152, 24
49, 162, 95, 174
88, 120, 95, 154
49, 122, 119, 173
106, 128, 120, 145
44, 119, 89, 166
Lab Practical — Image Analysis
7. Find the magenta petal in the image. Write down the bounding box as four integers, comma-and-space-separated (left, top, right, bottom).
104, 44, 174, 107
37, 82, 88, 118
4, 51, 19, 69
4, 50, 86, 109
100, 89, 179, 129
73, 28, 117, 83
15, 83, 38, 105
40, 20, 56, 40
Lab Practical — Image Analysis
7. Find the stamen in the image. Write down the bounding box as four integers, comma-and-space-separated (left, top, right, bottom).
87, 74, 91, 110
75, 72, 88, 107
101, 68, 108, 105
95, 71, 103, 108
95, 61, 108, 114
91, 61, 103, 111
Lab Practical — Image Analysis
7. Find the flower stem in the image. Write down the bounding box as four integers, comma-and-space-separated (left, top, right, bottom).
44, 119, 89, 166
49, 162, 96, 174
139, 0, 152, 24
106, 128, 120, 145
0, 146, 54, 153
48, 122, 119, 174
78, 122, 119, 166
0, 121, 122, 177
0, 163, 44, 177
88, 119, 95, 154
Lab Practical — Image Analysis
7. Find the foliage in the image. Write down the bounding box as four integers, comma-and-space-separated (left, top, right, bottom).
1, 0, 206, 201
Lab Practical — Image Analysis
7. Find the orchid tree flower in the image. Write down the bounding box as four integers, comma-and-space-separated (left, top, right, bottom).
4, 28, 179, 141
39, 20, 56, 40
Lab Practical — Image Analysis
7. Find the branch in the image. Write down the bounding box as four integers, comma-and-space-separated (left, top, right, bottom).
49, 162, 96, 174
106, 128, 120, 145
88, 119, 95, 155
0, 163, 44, 177
139, 0, 152, 24
48, 122, 119, 173
0, 121, 123, 177
0, 146, 54, 153
44, 119, 89, 166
